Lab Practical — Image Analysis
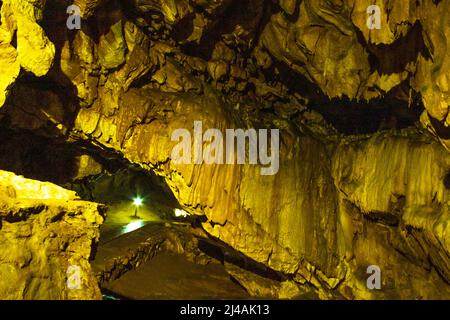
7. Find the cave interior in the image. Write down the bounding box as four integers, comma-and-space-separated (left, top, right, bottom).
0, 0, 449, 300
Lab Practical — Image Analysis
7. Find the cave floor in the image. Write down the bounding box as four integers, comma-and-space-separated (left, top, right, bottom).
102, 252, 250, 300
92, 212, 251, 300
98, 202, 165, 244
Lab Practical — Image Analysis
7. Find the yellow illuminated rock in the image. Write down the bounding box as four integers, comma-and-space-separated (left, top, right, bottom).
0, 0, 449, 300
0, 170, 105, 299
0, 0, 55, 107
0, 41, 20, 107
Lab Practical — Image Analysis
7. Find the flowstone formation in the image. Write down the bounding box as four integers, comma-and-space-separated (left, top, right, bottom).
0, 0, 449, 299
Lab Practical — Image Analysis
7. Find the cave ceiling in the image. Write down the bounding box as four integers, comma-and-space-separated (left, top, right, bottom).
0, 0, 448, 146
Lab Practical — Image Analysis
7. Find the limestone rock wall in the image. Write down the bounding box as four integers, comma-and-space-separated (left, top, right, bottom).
71, 90, 450, 298
0, 0, 449, 299
1, 0, 449, 145
0, 0, 447, 146
257, 0, 450, 149
332, 131, 450, 298
0, 0, 55, 106
0, 170, 104, 299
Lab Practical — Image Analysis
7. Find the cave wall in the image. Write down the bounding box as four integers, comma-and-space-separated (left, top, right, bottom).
0, 0, 449, 299
72, 90, 450, 298
0, 170, 104, 299
332, 131, 450, 298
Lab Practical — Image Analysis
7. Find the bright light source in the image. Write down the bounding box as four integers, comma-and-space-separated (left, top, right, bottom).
133, 196, 143, 207
123, 220, 145, 233
174, 208, 189, 217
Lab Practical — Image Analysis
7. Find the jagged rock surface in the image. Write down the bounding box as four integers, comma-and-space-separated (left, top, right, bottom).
0, 0, 449, 299
0, 170, 105, 299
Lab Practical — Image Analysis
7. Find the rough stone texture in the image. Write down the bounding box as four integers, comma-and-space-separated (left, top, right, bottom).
0, 0, 55, 106
0, 170, 104, 299
0, 0, 446, 144
332, 130, 450, 298
0, 38, 20, 108
0, 0, 449, 299
224, 262, 311, 299
72, 93, 450, 298
256, 0, 450, 149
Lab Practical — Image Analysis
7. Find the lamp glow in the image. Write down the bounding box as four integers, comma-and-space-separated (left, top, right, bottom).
133, 196, 143, 207
174, 208, 189, 217
132, 196, 143, 218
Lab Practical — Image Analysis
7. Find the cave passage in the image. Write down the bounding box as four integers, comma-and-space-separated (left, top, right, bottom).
1, 0, 450, 303
0, 122, 289, 300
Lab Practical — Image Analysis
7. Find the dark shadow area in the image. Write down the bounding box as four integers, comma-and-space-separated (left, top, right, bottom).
308, 93, 424, 135
180, 0, 271, 60
44, 0, 124, 45
429, 114, 450, 140
363, 211, 400, 227
0, 125, 80, 184
4, 71, 79, 134
170, 13, 195, 42
263, 59, 424, 135
357, 22, 432, 75
197, 237, 286, 282
444, 170, 450, 190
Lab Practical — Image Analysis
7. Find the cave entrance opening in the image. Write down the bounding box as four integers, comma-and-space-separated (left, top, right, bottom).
69, 165, 186, 243
0, 125, 191, 243
0, 123, 293, 300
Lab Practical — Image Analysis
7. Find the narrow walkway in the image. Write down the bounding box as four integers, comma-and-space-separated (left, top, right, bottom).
92, 202, 250, 300
99, 201, 165, 244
